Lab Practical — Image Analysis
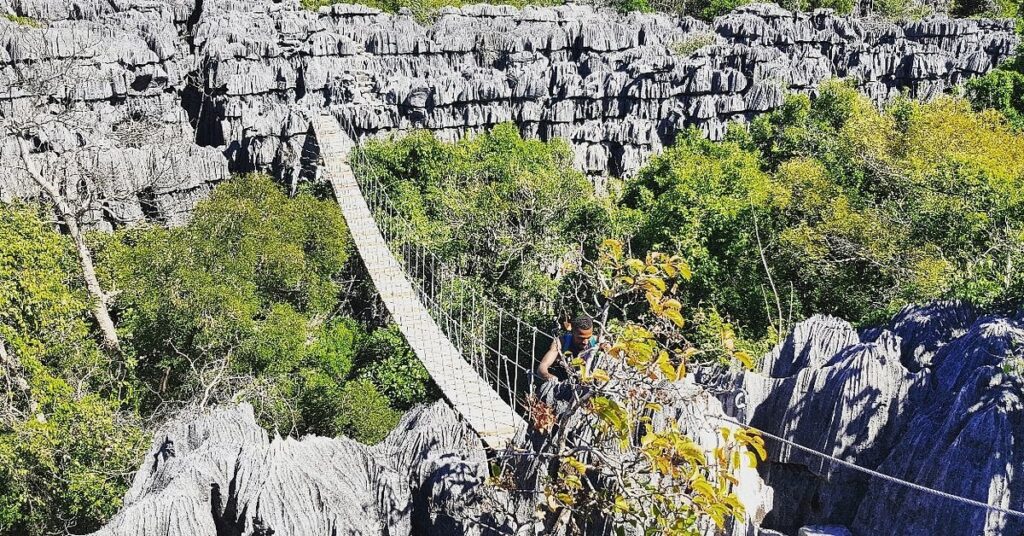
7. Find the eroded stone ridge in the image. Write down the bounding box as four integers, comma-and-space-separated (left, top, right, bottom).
88, 401, 489, 536
0, 0, 1018, 223
0, 0, 229, 228
193, 1, 1017, 186
737, 302, 1024, 535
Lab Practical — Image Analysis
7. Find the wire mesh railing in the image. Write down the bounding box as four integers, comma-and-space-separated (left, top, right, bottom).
309, 116, 1024, 524
313, 119, 554, 423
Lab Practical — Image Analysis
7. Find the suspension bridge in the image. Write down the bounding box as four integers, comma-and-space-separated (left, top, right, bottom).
309, 114, 1024, 525
311, 115, 547, 449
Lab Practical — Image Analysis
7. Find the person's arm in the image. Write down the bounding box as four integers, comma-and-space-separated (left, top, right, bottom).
536, 337, 562, 381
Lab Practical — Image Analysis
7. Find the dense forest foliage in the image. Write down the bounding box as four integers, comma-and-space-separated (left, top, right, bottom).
357, 81, 1024, 350
0, 176, 437, 535
4, 55, 1024, 532
626, 81, 1024, 336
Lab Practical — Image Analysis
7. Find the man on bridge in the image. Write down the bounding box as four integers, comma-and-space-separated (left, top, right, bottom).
536, 315, 610, 381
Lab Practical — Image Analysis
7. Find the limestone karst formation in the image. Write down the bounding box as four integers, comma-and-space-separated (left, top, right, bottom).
88, 401, 492, 536
736, 302, 1024, 535
1, 0, 1018, 225
86, 302, 1024, 536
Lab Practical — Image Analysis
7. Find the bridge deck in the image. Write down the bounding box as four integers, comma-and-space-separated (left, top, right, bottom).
312, 116, 525, 450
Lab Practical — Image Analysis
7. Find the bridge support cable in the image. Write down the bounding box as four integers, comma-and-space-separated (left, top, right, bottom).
310, 116, 551, 449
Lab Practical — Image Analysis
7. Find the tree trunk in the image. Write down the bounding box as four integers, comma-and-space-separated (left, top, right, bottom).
15, 140, 121, 353
63, 212, 121, 352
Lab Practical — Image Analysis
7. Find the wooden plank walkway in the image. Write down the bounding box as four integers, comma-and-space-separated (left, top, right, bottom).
311, 116, 525, 449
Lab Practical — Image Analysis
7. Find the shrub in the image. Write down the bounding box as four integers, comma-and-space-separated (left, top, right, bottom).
669, 33, 718, 56
355, 325, 438, 410
333, 379, 401, 444
0, 206, 144, 536
3, 14, 43, 27
967, 67, 1024, 131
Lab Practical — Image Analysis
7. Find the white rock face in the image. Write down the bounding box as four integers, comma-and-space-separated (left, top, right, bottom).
733, 302, 1024, 536
190, 1, 1018, 185
88, 401, 489, 536
1, 0, 1018, 224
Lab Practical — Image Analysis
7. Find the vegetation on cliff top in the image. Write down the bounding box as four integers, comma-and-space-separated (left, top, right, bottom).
0, 175, 439, 535
353, 80, 1024, 350
624, 80, 1024, 336
5, 45, 1024, 532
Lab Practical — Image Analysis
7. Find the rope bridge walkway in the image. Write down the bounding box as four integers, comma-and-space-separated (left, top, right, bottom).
310, 115, 548, 449
308, 115, 1024, 521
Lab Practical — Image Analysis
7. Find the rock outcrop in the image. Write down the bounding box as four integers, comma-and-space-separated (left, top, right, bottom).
90, 401, 488, 536
734, 302, 1024, 536
0, 0, 229, 228
91, 375, 773, 536
1, 0, 1018, 223
191, 1, 1017, 185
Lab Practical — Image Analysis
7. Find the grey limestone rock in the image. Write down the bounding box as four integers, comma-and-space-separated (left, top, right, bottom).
0, 0, 1018, 219
0, 2, 230, 227
89, 400, 489, 536
734, 303, 1024, 535
184, 0, 1017, 185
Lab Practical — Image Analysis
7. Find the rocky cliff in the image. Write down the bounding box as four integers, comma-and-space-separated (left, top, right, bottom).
89, 401, 492, 536
735, 302, 1024, 535
87, 382, 770, 536
1, 0, 1018, 224
89, 302, 1024, 536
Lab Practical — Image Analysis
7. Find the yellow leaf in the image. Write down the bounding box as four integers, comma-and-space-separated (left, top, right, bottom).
743, 434, 768, 461
691, 477, 715, 499
555, 492, 575, 506
544, 489, 560, 511
625, 258, 644, 274
675, 360, 686, 380
564, 456, 587, 473
656, 350, 676, 380
591, 368, 610, 383
646, 291, 662, 313
677, 260, 692, 280
734, 350, 754, 370
614, 495, 630, 513
665, 309, 685, 328
601, 238, 623, 260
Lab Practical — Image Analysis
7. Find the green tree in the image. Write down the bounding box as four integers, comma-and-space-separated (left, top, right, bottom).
0, 205, 144, 536
100, 174, 355, 433
352, 124, 617, 321
618, 128, 788, 338
616, 80, 1024, 343
747, 81, 1024, 325
332, 379, 401, 444
967, 62, 1024, 130
354, 325, 438, 410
